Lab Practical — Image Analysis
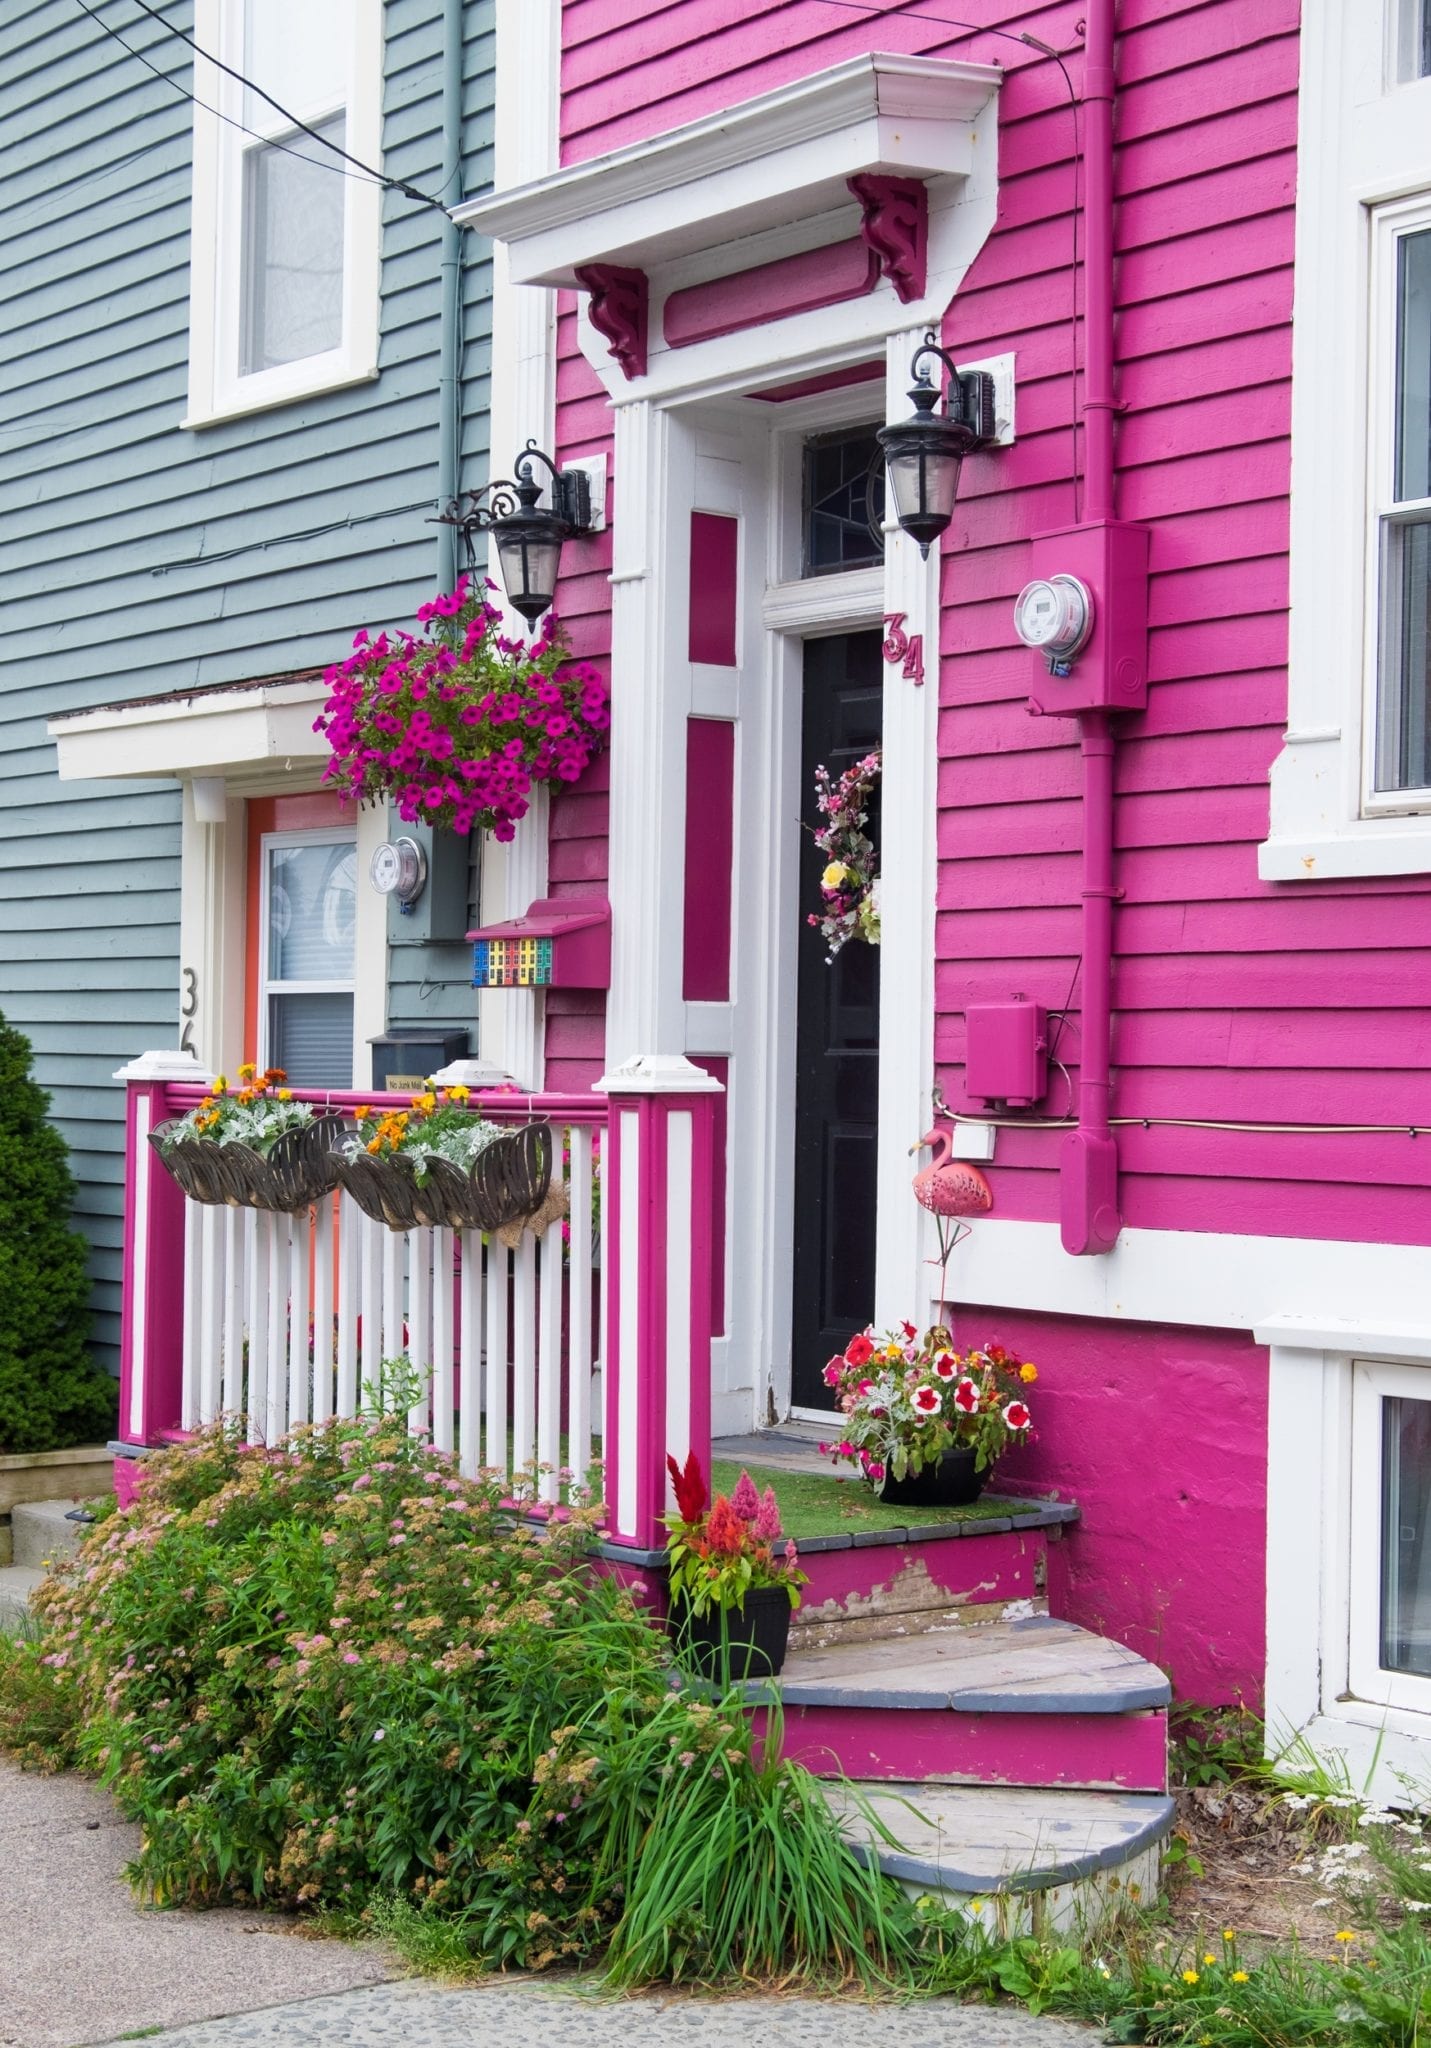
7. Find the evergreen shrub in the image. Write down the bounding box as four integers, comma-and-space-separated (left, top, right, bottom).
0, 1014, 115, 1453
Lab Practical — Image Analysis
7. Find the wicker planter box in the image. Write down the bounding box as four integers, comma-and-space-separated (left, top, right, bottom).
334, 1121, 554, 1233
149, 1114, 347, 1213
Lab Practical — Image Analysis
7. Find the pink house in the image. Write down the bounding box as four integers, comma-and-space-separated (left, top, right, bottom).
106, 0, 1431, 1917
455, 0, 1431, 1800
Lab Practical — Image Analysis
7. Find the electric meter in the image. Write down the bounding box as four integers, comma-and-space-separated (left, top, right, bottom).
1013, 574, 1094, 670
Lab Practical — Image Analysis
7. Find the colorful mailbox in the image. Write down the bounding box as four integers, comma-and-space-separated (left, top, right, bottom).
468, 897, 611, 990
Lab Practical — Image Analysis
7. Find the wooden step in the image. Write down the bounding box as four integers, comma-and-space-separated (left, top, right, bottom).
828, 1779, 1174, 1937
757, 1616, 1170, 1793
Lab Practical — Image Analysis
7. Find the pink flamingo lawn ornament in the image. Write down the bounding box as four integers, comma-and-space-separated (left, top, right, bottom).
910, 1125, 992, 1323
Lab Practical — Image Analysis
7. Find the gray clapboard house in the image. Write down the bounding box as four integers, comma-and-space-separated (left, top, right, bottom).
1, 0, 501, 1372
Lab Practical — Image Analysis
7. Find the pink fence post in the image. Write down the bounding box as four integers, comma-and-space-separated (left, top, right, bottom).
114, 1051, 210, 1468
594, 1055, 724, 1550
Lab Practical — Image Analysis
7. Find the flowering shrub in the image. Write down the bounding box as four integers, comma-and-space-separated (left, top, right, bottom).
157, 1062, 313, 1155
342, 1082, 503, 1183
820, 1326, 1036, 1487
315, 577, 610, 840
808, 750, 880, 958
663, 1452, 806, 1616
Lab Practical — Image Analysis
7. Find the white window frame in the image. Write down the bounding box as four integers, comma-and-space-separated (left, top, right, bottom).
1261, 0, 1431, 879
1348, 1357, 1431, 1716
1264, 1318, 1431, 1804
184, 0, 383, 428
258, 825, 359, 1086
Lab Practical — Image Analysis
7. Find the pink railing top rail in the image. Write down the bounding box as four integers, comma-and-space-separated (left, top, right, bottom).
157, 1081, 608, 1127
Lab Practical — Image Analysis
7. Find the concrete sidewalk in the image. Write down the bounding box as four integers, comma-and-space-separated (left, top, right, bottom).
0, 1758, 1095, 2048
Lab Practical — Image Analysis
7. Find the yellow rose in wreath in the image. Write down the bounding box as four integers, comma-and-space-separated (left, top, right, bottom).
822, 861, 849, 889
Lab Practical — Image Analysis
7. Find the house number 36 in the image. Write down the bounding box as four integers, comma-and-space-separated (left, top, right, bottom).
882, 612, 925, 686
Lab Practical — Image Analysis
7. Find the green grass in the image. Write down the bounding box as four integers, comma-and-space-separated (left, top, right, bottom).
707, 1458, 1034, 1540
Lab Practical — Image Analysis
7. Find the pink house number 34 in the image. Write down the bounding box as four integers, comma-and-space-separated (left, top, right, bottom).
882, 612, 925, 686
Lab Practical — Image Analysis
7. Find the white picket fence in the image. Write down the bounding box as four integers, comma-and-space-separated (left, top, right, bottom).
175, 1125, 600, 1504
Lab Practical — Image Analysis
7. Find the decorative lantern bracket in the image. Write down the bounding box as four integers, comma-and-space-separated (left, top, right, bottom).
433, 441, 598, 624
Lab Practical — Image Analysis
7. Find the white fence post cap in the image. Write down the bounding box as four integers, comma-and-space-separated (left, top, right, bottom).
113, 1050, 214, 1084
429, 1057, 518, 1088
593, 1053, 725, 1096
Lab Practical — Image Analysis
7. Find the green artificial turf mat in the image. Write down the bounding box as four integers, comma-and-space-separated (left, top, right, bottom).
707, 1457, 1025, 1541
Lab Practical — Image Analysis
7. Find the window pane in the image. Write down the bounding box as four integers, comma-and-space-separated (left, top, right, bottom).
1398, 0, 1431, 80
267, 841, 356, 983
1396, 231, 1431, 503
1381, 1396, 1431, 1677
804, 429, 885, 575
1376, 514, 1431, 790
268, 992, 353, 1087
245, 0, 345, 119
241, 115, 346, 374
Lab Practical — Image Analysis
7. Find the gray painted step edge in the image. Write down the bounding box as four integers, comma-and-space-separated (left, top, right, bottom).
838, 1785, 1177, 1896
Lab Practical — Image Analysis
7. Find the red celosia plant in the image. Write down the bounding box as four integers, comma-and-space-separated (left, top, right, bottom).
663, 1453, 806, 1616
315, 575, 610, 841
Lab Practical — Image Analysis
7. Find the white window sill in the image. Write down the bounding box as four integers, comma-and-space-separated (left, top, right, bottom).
181, 363, 379, 431
1258, 827, 1431, 880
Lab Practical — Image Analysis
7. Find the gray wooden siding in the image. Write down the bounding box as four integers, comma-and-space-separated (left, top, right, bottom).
0, 0, 496, 1371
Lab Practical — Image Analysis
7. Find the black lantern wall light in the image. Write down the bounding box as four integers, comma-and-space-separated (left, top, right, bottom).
436, 441, 596, 626
877, 332, 997, 558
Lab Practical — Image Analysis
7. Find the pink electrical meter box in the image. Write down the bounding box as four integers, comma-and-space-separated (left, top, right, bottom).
964, 1001, 1049, 1110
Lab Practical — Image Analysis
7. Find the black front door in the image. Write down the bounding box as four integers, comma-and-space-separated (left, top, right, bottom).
790, 632, 882, 1410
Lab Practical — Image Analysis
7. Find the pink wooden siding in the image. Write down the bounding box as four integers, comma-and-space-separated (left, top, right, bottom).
683, 717, 735, 1001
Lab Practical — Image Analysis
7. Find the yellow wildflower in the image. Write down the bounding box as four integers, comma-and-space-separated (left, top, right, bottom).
1181, 1970, 1199, 1985
1222, 1929, 1236, 1942
1203, 1954, 1217, 1966
238, 1062, 256, 1081
1334, 1929, 1357, 1944
277, 1089, 293, 1102
1231, 1971, 1249, 1984
447, 1085, 470, 1103
1020, 1362, 1038, 1382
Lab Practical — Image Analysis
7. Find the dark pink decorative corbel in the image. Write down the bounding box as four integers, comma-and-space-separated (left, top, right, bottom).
847, 175, 928, 304
574, 263, 649, 380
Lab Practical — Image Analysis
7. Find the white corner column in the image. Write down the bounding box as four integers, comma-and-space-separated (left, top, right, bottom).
874, 325, 944, 1328
178, 781, 247, 1075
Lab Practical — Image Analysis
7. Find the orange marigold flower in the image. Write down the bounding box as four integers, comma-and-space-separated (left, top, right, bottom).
366, 1137, 382, 1154
354, 1106, 370, 1122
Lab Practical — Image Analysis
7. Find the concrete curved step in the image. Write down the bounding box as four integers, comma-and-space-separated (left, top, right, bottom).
830, 1778, 1175, 1937
756, 1617, 1171, 1792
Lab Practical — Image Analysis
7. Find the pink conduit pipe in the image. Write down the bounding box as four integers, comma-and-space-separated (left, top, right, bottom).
1061, 0, 1122, 1255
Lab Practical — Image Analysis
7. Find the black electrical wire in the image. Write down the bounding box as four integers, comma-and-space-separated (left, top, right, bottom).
72, 0, 453, 217
155, 500, 440, 574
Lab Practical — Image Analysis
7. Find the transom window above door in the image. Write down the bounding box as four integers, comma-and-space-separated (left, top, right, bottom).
803, 427, 886, 576
260, 831, 357, 1086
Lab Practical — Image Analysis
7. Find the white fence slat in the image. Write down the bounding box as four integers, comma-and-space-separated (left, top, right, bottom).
512, 1231, 538, 1485
247, 1211, 270, 1441
485, 1240, 509, 1480
313, 1198, 336, 1425
289, 1212, 311, 1428
458, 1230, 482, 1477
221, 1207, 244, 1419
432, 1227, 455, 1456
181, 1199, 201, 1431
197, 1203, 224, 1427
567, 1129, 593, 1491
264, 1212, 287, 1444
537, 1227, 563, 1506
357, 1209, 381, 1416
380, 1226, 403, 1397
408, 1228, 432, 1436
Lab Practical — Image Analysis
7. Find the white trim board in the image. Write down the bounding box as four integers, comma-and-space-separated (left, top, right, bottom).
935, 1214, 1431, 1335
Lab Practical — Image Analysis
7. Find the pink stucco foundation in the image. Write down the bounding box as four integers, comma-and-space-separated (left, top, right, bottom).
949, 1306, 1268, 1708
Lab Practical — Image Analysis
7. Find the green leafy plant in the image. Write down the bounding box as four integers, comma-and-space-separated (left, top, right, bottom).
157, 1060, 314, 1155
0, 1013, 114, 1454
663, 1453, 806, 1617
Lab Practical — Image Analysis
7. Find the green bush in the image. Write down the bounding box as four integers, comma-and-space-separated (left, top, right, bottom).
0, 1014, 114, 1453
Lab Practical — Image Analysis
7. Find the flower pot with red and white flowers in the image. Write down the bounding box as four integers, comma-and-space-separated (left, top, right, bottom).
663, 1453, 807, 1682
819, 1325, 1036, 1506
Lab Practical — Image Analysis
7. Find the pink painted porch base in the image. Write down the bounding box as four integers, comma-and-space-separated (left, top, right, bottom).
951, 1309, 1267, 1709
798, 1527, 1049, 1614
769, 1703, 1168, 1794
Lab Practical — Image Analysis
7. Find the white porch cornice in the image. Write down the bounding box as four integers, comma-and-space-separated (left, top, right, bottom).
455, 52, 1000, 286
48, 677, 329, 785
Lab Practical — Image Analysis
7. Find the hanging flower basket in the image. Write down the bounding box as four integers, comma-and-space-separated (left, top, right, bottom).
150, 1064, 346, 1213
151, 1115, 346, 1213
808, 750, 880, 959
314, 576, 610, 842
333, 1090, 554, 1232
